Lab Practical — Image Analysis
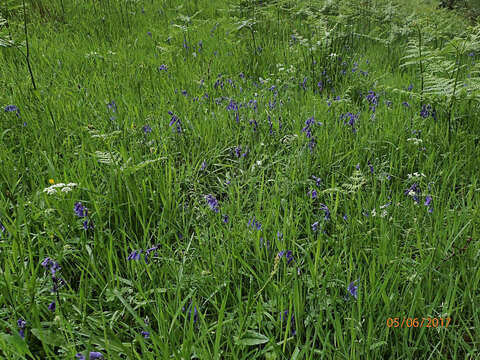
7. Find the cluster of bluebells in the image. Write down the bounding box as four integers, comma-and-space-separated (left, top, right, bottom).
312, 203, 330, 232
277, 250, 294, 265
205, 194, 219, 213
366, 91, 378, 113
183, 303, 199, 324
340, 112, 359, 133
424, 195, 433, 213
348, 280, 359, 299
233, 145, 248, 158
302, 116, 321, 152
168, 111, 182, 133
226, 99, 239, 122
5, 105, 20, 117
75, 352, 103, 360
41, 257, 66, 312
74, 202, 94, 230
247, 216, 262, 231
142, 125, 152, 134
404, 183, 421, 203
17, 318, 26, 339
419, 104, 437, 120
127, 245, 160, 263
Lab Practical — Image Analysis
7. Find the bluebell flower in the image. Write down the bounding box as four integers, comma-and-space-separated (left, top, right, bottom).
312, 221, 319, 232
74, 202, 88, 218
127, 250, 142, 261
312, 175, 322, 186
17, 318, 26, 339
201, 160, 207, 171
348, 280, 358, 299
147, 31, 152, 37
48, 301, 56, 312
319, 203, 330, 221
343, 214, 348, 221
248, 216, 262, 231
168, 111, 182, 133
181, 90, 187, 96
407, 84, 413, 91
183, 304, 198, 323
420, 104, 432, 119
355, 163, 360, 170
402, 101, 410, 107
75, 352, 103, 360
141, 331, 150, 338
4, 105, 20, 117
366, 91, 378, 112
143, 125, 152, 134
368, 161, 374, 174
158, 64, 168, 71
309, 189, 317, 199
205, 194, 219, 213
107, 100, 117, 112
277, 232, 283, 241
278, 250, 294, 264
317, 81, 323, 91
222, 215, 229, 224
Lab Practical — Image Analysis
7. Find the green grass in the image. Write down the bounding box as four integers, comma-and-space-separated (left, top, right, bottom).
0, 0, 479, 359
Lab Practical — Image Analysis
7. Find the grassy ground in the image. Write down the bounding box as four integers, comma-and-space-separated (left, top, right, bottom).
0, 0, 479, 358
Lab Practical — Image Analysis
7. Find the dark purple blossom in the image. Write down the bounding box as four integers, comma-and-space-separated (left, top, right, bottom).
420, 104, 432, 119
340, 112, 359, 133
312, 175, 322, 186
141, 331, 150, 338
48, 301, 56, 312
4, 105, 20, 117
404, 183, 421, 203
402, 101, 410, 107
222, 215, 229, 224
201, 160, 207, 171
107, 101, 117, 112
142, 125, 152, 134
320, 203, 330, 221
278, 250, 294, 264
348, 280, 358, 299
127, 250, 142, 261
75, 352, 103, 360
312, 221, 319, 232
309, 189, 318, 199
205, 194, 219, 213
168, 111, 182, 133
74, 202, 88, 218
158, 64, 168, 71
17, 318, 26, 339
248, 216, 262, 231
366, 91, 378, 112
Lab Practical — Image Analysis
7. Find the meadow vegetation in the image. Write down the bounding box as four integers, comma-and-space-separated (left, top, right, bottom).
0, 0, 479, 358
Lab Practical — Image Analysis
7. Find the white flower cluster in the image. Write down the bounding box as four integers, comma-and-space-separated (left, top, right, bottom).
43, 183, 78, 195
407, 138, 423, 145
407, 172, 426, 179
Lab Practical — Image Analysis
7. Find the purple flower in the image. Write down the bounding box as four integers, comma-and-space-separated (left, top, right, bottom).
107, 100, 117, 112
277, 231, 283, 241
83, 219, 94, 231
402, 101, 410, 107
248, 216, 262, 231
312, 221, 319, 232
404, 183, 421, 203
343, 214, 348, 221
407, 84, 413, 91
181, 90, 187, 96
201, 160, 207, 171
142, 125, 152, 134
141, 331, 150, 338
340, 112, 359, 133
222, 214, 229, 224
355, 163, 360, 170
320, 203, 330, 221
168, 111, 182, 133
424, 195, 432, 206
147, 31, 152, 37
420, 104, 432, 119
368, 161, 374, 174
309, 189, 317, 199
4, 105, 20, 117
366, 91, 378, 112
48, 301, 56, 312
205, 194, 219, 213
158, 64, 168, 71
278, 250, 294, 264
74, 202, 88, 218
17, 318, 26, 339
183, 304, 198, 323
348, 280, 358, 299
75, 352, 103, 360
312, 175, 322, 186
127, 250, 142, 261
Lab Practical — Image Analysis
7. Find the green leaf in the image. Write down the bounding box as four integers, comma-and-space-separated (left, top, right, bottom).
31, 328, 65, 346
234, 330, 269, 346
